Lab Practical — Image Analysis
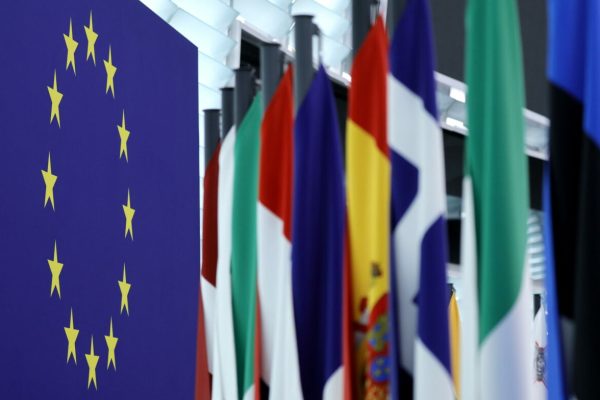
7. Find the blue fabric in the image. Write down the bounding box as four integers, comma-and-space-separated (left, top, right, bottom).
390, 151, 419, 227
547, 0, 585, 103
0, 1, 200, 398
543, 163, 568, 400
292, 66, 345, 400
548, 0, 600, 148
389, 0, 438, 120
416, 216, 451, 373
584, 0, 600, 147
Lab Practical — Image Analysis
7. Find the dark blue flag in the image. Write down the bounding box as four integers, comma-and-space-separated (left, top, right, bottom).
292, 66, 345, 399
0, 0, 200, 398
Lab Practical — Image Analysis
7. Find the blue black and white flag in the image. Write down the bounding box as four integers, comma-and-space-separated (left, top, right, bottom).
547, 0, 600, 397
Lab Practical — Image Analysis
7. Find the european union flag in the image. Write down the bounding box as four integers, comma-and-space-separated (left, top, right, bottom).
0, 0, 200, 398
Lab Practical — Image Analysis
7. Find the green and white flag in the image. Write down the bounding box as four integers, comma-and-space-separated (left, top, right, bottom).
231, 94, 262, 400
462, 1, 533, 399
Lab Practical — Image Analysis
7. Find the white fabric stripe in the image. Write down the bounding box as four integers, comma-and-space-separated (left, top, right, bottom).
414, 338, 455, 399
323, 366, 344, 400
256, 205, 303, 399
201, 278, 216, 373
459, 177, 479, 400
212, 129, 238, 400
480, 254, 534, 400
242, 385, 254, 400
532, 304, 547, 400
388, 75, 447, 375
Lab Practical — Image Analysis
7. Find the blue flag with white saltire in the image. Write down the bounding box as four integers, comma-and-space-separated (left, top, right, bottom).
0, 0, 200, 398
292, 66, 345, 400
388, 0, 454, 398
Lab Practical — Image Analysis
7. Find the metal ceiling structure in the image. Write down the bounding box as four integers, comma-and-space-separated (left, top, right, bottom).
138, 0, 549, 290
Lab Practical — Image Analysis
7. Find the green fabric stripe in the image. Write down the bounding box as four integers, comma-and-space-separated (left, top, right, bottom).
231, 93, 262, 398
465, 1, 529, 342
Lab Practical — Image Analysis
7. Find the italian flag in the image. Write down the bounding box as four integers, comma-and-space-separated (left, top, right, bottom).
256, 68, 302, 398
461, 1, 533, 399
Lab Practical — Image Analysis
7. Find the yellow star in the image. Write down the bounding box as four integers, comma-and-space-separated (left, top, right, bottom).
63, 19, 78, 75
64, 308, 79, 364
85, 336, 100, 390
84, 11, 98, 65
118, 110, 130, 162
104, 318, 119, 370
118, 264, 131, 315
103, 46, 117, 97
47, 241, 63, 298
47, 70, 63, 127
41, 153, 57, 210
123, 189, 135, 240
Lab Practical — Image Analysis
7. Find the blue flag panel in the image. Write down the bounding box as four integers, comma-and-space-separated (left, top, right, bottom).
0, 0, 200, 398
292, 66, 345, 399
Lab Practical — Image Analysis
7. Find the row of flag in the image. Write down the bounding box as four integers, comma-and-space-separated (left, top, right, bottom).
196, 0, 450, 397
195, 0, 600, 399
0, 0, 596, 397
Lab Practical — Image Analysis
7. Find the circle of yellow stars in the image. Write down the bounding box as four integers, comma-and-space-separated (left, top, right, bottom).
42, 12, 136, 391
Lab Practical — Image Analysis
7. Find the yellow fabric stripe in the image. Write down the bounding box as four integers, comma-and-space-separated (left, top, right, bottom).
449, 292, 461, 398
346, 120, 390, 320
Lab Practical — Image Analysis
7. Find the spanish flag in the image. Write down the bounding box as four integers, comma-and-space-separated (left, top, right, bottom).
345, 16, 390, 399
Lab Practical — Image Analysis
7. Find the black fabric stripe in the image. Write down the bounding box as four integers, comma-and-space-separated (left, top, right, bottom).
572, 132, 600, 399
550, 83, 600, 398
260, 379, 269, 399
398, 367, 414, 398
549, 83, 583, 321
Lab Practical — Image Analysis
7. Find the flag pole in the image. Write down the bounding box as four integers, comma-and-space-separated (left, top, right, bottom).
352, 0, 371, 57
234, 66, 256, 128
203, 109, 220, 168
385, 0, 402, 39
260, 43, 282, 113
293, 15, 315, 113
221, 87, 234, 138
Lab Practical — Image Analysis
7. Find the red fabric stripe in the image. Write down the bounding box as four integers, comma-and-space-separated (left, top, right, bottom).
200, 143, 221, 285
348, 16, 389, 156
258, 67, 294, 241
195, 144, 221, 399
195, 285, 211, 399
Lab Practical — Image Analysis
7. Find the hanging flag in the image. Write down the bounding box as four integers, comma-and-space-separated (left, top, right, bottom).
0, 0, 200, 397
196, 286, 211, 400
212, 126, 239, 400
196, 143, 222, 399
345, 16, 390, 399
533, 302, 548, 399
459, 177, 478, 400
463, 0, 533, 399
256, 67, 302, 398
293, 66, 345, 400
541, 162, 567, 400
448, 290, 461, 398
387, 0, 453, 398
547, 1, 600, 398
232, 94, 263, 400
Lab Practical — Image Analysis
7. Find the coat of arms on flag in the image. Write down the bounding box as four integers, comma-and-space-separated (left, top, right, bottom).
0, 0, 200, 398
